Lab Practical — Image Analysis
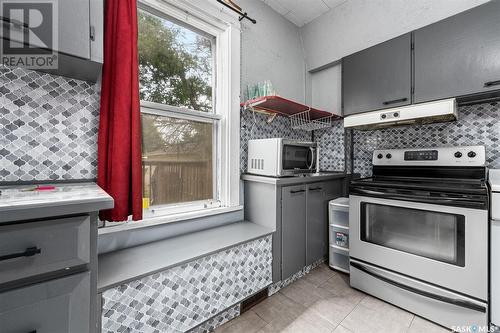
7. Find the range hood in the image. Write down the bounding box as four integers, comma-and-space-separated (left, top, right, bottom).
343, 98, 457, 130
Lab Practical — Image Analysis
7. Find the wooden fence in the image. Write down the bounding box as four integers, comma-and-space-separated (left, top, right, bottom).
143, 160, 213, 206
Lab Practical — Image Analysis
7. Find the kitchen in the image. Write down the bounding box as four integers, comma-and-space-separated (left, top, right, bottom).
0, 0, 499, 332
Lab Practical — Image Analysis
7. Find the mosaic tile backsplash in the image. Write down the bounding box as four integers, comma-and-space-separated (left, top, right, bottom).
352, 102, 500, 177
101, 235, 272, 333
188, 304, 240, 333
0, 66, 100, 183
240, 108, 311, 173
314, 119, 346, 172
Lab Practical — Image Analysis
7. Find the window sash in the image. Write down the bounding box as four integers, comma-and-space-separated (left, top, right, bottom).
140, 102, 221, 212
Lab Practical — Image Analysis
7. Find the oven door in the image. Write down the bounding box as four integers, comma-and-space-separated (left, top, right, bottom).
279, 142, 316, 176
349, 195, 488, 300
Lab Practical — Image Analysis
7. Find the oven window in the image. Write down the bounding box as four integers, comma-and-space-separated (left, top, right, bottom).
361, 203, 465, 266
282, 145, 311, 170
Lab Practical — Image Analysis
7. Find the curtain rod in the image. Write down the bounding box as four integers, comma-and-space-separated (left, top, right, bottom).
216, 0, 256, 24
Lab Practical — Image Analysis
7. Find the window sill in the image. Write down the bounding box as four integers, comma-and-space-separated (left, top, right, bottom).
98, 205, 243, 236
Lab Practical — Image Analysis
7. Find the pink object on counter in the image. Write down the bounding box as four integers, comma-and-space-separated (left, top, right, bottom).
36, 185, 56, 191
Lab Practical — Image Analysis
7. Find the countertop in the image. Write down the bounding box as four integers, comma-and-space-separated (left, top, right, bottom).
0, 182, 114, 223
241, 171, 347, 186
98, 221, 273, 292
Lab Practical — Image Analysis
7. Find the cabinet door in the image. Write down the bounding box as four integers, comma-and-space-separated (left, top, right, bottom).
281, 185, 306, 280
306, 180, 344, 265
58, 0, 91, 59
0, 272, 90, 333
343, 33, 412, 115
306, 184, 326, 265
89, 0, 103, 63
414, 1, 500, 103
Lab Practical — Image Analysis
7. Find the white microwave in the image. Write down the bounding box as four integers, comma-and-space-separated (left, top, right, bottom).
247, 138, 318, 177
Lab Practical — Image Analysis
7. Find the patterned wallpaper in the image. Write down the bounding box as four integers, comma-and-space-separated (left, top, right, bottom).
240, 108, 311, 173
0, 66, 100, 183
352, 102, 500, 177
101, 235, 272, 333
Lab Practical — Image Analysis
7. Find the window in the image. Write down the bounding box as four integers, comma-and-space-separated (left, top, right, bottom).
138, 0, 240, 219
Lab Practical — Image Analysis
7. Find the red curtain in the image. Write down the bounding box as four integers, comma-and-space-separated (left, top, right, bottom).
97, 0, 142, 221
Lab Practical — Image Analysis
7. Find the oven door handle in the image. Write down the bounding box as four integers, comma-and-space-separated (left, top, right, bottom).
352, 188, 481, 205
350, 261, 486, 313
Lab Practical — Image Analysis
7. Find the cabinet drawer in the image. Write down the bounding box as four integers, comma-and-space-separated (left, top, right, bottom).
329, 245, 350, 274
330, 225, 349, 249
0, 272, 90, 333
0, 216, 90, 284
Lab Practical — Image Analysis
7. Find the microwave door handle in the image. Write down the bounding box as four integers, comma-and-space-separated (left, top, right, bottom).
350, 261, 486, 313
307, 147, 315, 170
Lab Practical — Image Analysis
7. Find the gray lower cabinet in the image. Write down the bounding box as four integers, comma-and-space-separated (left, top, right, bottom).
0, 272, 90, 333
280, 180, 344, 280
414, 1, 500, 103
306, 181, 344, 266
243, 175, 346, 282
0, 215, 98, 333
342, 33, 412, 116
281, 185, 307, 280
0, 216, 90, 285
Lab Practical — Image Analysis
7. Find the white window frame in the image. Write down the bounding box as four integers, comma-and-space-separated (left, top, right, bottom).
137, 0, 241, 221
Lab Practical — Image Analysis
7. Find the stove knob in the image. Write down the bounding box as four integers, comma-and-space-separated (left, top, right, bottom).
377, 153, 383, 159
468, 151, 477, 158
386, 153, 392, 159
454, 151, 462, 158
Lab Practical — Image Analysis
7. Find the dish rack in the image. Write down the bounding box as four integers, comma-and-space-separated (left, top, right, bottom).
241, 95, 341, 131
290, 109, 335, 131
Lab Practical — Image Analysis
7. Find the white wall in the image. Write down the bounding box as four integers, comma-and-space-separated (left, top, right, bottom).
300, 0, 489, 71
238, 0, 306, 102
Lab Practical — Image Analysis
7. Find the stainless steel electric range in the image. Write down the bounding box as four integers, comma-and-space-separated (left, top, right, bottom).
349, 146, 489, 330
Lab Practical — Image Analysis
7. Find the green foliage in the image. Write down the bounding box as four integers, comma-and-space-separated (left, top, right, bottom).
138, 10, 213, 112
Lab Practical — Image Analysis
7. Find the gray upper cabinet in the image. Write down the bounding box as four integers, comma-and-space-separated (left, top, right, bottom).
414, 1, 500, 103
281, 185, 307, 280
343, 33, 412, 116
59, 0, 91, 60
0, 0, 103, 81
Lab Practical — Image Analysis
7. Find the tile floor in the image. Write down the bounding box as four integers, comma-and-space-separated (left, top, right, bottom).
215, 264, 450, 333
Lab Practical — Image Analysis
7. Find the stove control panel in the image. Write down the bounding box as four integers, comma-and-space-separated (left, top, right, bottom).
404, 150, 438, 161
373, 146, 486, 166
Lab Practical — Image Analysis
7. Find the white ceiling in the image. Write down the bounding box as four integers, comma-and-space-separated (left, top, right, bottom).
261, 0, 348, 27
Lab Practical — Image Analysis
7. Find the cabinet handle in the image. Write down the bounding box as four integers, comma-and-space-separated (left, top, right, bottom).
383, 98, 408, 105
309, 187, 323, 191
90, 26, 96, 41
0, 247, 41, 262
290, 189, 305, 194
484, 80, 500, 88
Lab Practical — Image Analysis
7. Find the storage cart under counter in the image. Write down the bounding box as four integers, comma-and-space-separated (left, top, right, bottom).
329, 197, 350, 273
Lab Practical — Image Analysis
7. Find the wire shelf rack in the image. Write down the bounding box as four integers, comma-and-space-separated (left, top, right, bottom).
290, 110, 335, 131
